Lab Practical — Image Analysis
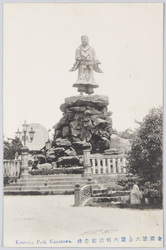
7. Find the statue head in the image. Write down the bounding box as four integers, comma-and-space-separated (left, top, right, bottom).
81, 35, 89, 46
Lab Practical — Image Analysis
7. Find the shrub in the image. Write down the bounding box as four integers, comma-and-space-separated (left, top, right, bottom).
127, 107, 163, 183
3, 138, 22, 160
142, 180, 162, 206
117, 177, 138, 190
117, 177, 162, 208
29, 166, 84, 175
3, 176, 18, 185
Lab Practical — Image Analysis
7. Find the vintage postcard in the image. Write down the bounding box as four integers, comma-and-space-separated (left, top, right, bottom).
2, 2, 164, 248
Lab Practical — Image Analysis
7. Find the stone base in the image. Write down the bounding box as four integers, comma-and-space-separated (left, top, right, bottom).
60, 95, 109, 112
21, 168, 29, 178
73, 83, 99, 95
83, 166, 92, 177
53, 94, 112, 154
83, 173, 92, 178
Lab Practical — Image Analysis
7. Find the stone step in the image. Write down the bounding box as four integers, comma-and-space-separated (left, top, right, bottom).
17, 177, 88, 182
4, 174, 97, 196
93, 196, 121, 202
16, 179, 88, 185
4, 184, 78, 191
94, 191, 130, 197
25, 174, 83, 179
4, 189, 74, 195
4, 187, 108, 196
8, 181, 88, 186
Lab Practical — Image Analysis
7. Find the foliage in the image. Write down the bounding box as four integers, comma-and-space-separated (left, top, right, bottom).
127, 107, 163, 183
118, 128, 136, 140
117, 177, 137, 190
142, 180, 162, 206
29, 167, 84, 175
3, 176, 10, 185
3, 138, 23, 160
117, 177, 162, 207
4, 176, 18, 185
110, 135, 131, 154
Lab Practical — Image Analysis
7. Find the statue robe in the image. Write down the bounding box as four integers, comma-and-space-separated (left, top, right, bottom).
70, 44, 102, 94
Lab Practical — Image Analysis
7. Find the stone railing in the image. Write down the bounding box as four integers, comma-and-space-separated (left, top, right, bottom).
90, 154, 127, 174
80, 185, 93, 204
74, 179, 93, 206
3, 160, 21, 178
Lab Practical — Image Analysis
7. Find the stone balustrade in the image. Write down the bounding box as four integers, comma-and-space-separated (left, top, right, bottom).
3, 153, 127, 179
74, 178, 93, 206
80, 185, 93, 203
90, 154, 127, 174
3, 160, 21, 178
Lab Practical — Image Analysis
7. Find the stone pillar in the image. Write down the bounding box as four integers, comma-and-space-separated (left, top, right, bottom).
21, 146, 29, 178
112, 158, 116, 173
83, 143, 92, 177
117, 158, 121, 173
74, 184, 81, 206
122, 158, 127, 173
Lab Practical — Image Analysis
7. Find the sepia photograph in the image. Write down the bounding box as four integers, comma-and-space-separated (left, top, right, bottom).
2, 2, 164, 248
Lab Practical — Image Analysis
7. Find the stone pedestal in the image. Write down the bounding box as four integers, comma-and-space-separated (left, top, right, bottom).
21, 146, 29, 178
53, 95, 113, 154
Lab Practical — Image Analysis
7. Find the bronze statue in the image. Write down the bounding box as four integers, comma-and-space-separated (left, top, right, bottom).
70, 36, 102, 95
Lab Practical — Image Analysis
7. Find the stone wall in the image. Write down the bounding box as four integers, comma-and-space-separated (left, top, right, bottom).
53, 95, 113, 154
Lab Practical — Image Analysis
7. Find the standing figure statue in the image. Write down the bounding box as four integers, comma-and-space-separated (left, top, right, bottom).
70, 36, 102, 95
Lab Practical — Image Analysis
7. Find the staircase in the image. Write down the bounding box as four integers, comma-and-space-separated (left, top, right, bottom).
86, 190, 130, 207
3, 174, 90, 195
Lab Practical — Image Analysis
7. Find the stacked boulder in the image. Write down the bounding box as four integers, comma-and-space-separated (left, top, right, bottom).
29, 139, 83, 170
53, 95, 113, 154
46, 138, 81, 168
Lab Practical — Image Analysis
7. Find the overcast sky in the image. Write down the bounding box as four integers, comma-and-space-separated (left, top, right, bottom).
3, 3, 163, 139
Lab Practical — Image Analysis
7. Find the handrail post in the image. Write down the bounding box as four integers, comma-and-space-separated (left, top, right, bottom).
74, 184, 81, 206
87, 177, 93, 197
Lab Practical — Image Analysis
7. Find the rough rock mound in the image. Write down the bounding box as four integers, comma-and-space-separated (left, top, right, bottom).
53, 95, 113, 153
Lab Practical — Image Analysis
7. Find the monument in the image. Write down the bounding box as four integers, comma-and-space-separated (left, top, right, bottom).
70, 35, 102, 95
53, 36, 113, 154
130, 184, 143, 204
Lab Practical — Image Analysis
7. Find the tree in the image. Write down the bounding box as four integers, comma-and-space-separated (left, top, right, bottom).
127, 107, 163, 183
118, 128, 136, 140
3, 138, 23, 160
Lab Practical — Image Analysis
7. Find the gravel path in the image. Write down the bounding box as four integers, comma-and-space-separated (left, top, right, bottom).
3, 195, 163, 247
